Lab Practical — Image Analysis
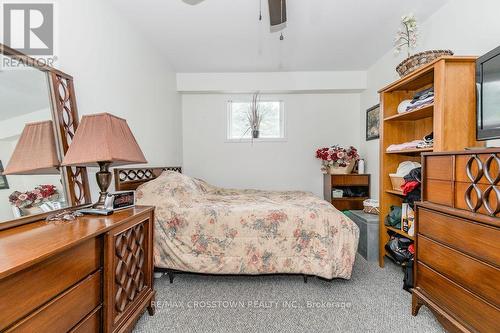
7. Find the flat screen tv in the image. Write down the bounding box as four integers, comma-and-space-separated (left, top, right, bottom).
477, 45, 500, 140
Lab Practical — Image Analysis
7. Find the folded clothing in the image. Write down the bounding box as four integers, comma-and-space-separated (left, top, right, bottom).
404, 167, 422, 183
406, 97, 434, 111
401, 167, 422, 206
416, 141, 433, 149
405, 87, 434, 112
401, 180, 420, 195
413, 87, 434, 100
417, 132, 434, 149
387, 140, 425, 152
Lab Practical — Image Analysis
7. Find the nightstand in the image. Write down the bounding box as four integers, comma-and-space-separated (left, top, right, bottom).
323, 174, 370, 210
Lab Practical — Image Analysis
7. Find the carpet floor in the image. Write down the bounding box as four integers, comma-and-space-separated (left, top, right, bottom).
133, 255, 444, 333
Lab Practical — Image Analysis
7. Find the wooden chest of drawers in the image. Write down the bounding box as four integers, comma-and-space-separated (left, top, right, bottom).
414, 150, 500, 333
0, 206, 155, 333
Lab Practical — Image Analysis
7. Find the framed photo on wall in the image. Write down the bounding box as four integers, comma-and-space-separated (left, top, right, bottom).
366, 104, 380, 141
0, 160, 9, 190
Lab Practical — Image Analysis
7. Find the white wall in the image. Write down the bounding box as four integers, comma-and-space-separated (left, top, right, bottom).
177, 71, 366, 93
53, 0, 182, 199
360, 0, 500, 199
183, 93, 361, 197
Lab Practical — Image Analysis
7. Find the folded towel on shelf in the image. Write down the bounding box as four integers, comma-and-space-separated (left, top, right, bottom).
386, 140, 425, 152
406, 95, 434, 111
413, 87, 434, 101
404, 87, 435, 112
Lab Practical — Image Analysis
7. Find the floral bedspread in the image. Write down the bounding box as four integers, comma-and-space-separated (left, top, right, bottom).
136, 171, 359, 279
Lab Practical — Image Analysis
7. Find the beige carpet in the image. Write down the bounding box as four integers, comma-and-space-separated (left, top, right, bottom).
133, 255, 443, 333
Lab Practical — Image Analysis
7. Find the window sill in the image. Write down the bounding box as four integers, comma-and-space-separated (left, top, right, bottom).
225, 138, 288, 143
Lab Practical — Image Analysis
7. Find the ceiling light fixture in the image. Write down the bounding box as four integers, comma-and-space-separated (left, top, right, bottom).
267, 0, 287, 40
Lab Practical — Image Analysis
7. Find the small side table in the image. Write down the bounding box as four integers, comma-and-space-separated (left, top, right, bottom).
323, 174, 370, 211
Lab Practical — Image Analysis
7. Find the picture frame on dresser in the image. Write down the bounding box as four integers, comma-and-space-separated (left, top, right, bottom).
366, 104, 380, 141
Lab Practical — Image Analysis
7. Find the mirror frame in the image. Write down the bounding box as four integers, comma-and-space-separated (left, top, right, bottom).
0, 43, 91, 230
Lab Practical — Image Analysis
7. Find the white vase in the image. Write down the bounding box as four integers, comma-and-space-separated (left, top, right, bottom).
11, 206, 21, 218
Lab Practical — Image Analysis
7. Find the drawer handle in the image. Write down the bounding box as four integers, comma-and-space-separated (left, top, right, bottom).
466, 155, 484, 183
483, 185, 500, 216
465, 184, 483, 212
484, 154, 500, 185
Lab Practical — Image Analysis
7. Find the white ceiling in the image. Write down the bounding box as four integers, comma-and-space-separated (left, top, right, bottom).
110, 0, 448, 72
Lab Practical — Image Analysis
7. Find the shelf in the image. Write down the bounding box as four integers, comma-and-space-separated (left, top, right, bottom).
385, 225, 414, 240
385, 148, 433, 155
331, 197, 367, 201
386, 189, 405, 196
384, 104, 434, 122
378, 56, 476, 93
378, 56, 479, 268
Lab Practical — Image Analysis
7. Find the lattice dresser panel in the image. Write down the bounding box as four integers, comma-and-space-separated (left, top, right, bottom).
423, 151, 499, 217
463, 153, 500, 216
114, 224, 147, 314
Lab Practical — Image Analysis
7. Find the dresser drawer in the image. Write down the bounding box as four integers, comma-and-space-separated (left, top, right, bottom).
418, 236, 500, 307
331, 174, 369, 185
0, 238, 102, 330
418, 208, 500, 266
423, 180, 453, 206
416, 262, 500, 333
7, 270, 101, 333
69, 306, 101, 333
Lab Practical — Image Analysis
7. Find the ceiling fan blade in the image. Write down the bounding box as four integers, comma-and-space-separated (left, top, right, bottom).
268, 0, 287, 26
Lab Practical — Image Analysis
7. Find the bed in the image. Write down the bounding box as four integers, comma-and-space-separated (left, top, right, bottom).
114, 167, 359, 281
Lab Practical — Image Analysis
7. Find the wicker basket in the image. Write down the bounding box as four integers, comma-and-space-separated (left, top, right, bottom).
389, 174, 405, 192
328, 160, 355, 175
363, 199, 379, 215
396, 50, 454, 77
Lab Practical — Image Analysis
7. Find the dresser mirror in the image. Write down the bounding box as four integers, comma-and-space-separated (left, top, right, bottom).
0, 44, 90, 229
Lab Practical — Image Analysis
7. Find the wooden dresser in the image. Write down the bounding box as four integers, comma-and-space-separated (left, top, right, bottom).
0, 206, 155, 333
413, 150, 500, 332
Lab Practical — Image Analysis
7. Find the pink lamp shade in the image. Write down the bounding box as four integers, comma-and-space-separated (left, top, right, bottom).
3, 120, 60, 175
62, 113, 147, 167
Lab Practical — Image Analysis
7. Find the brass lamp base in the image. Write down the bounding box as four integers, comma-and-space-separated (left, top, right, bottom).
93, 161, 112, 209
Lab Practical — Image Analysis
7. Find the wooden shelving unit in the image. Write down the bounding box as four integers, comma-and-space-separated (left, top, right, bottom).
383, 104, 434, 121
385, 225, 414, 241
324, 174, 370, 211
385, 189, 404, 196
385, 148, 433, 155
378, 56, 483, 267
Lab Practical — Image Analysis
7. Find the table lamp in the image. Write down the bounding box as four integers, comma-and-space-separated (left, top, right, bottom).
62, 113, 147, 209
3, 120, 60, 175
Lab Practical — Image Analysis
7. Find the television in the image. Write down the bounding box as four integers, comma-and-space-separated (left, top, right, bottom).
476, 45, 500, 140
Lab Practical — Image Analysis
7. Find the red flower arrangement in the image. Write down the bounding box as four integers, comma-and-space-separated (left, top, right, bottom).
315, 145, 360, 172
9, 185, 59, 208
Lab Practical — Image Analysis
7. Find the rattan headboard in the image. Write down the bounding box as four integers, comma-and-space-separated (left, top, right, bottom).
113, 167, 182, 191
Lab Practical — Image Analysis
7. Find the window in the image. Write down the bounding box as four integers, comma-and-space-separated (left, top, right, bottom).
227, 100, 285, 140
